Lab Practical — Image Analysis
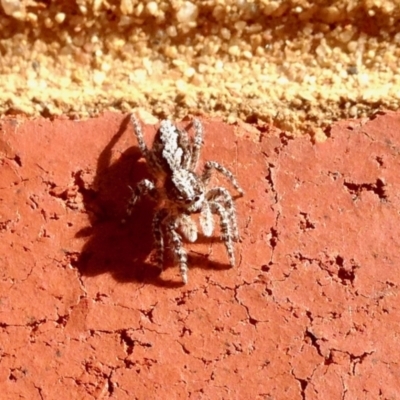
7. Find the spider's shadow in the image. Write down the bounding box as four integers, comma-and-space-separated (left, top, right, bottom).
74, 115, 229, 287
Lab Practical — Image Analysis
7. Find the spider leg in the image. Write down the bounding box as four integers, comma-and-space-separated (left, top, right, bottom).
130, 115, 151, 159
206, 187, 239, 241
199, 200, 214, 237
190, 119, 204, 170
126, 179, 157, 216
152, 209, 168, 272
165, 215, 189, 284
177, 213, 198, 242
177, 126, 192, 169
131, 115, 162, 174
202, 161, 244, 196
210, 202, 235, 267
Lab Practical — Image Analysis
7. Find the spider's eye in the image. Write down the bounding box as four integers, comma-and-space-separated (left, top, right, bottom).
185, 199, 192, 204
194, 195, 200, 202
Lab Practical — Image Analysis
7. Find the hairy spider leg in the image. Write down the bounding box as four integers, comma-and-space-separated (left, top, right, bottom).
165, 215, 189, 284
130, 115, 164, 174
152, 209, 168, 271
206, 187, 239, 240
210, 201, 235, 267
130, 115, 148, 157
202, 161, 244, 195
190, 119, 204, 170
126, 179, 156, 215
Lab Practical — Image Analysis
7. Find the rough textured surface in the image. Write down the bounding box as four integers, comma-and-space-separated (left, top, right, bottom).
1, 111, 400, 398
1, 0, 400, 135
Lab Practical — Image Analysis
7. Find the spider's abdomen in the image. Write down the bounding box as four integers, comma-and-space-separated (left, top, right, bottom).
152, 120, 190, 173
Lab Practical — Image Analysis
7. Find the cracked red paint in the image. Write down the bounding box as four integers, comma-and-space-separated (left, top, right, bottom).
1, 111, 400, 398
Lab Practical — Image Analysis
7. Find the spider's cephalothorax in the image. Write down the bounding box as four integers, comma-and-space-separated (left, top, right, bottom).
127, 115, 243, 284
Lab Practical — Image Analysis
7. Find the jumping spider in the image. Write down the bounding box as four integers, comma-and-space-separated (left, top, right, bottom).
127, 115, 243, 284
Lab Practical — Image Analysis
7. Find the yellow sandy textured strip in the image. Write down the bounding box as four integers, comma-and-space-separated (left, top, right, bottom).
0, 0, 400, 136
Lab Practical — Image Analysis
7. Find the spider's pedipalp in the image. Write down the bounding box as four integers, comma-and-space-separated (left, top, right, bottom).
210, 201, 235, 267
206, 187, 239, 240
178, 213, 198, 242
202, 161, 244, 196
190, 119, 204, 170
127, 179, 156, 215
200, 200, 214, 237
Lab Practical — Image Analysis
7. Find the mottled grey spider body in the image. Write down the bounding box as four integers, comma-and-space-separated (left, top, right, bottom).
128, 115, 243, 284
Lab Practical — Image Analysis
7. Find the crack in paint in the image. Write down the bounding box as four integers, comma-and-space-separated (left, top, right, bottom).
299, 211, 316, 231
290, 252, 359, 287
343, 178, 388, 201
